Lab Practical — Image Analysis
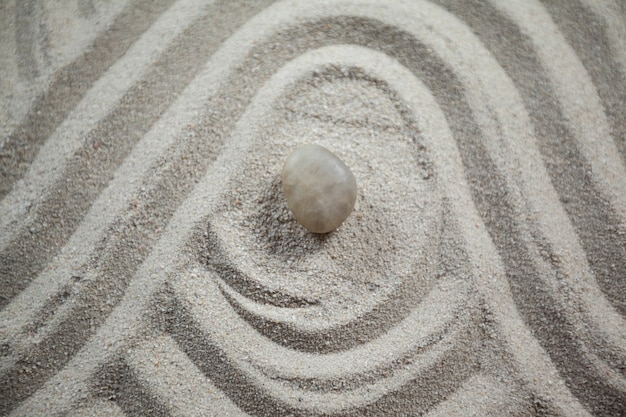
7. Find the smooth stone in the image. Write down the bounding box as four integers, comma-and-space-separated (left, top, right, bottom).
282, 144, 357, 233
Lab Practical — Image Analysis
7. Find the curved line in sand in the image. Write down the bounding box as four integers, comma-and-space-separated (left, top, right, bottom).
7, 1, 624, 415
172, 43, 476, 413
0, 0, 216, 251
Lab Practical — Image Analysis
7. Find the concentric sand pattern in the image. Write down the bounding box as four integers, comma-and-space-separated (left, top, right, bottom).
1, 1, 624, 415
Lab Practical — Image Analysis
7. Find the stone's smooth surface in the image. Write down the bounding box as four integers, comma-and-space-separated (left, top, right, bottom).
282, 144, 357, 233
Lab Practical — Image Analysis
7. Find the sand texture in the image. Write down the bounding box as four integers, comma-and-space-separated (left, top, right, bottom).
1, 0, 625, 416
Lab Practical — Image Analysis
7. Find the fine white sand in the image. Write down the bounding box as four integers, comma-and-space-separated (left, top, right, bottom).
1, 1, 625, 416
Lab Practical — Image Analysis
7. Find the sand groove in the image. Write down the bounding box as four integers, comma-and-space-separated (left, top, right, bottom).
1, 0, 624, 416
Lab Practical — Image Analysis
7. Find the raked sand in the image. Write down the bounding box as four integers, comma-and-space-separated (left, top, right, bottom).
1, 1, 625, 416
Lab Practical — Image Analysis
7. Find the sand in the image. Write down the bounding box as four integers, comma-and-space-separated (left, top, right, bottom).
0, 0, 625, 416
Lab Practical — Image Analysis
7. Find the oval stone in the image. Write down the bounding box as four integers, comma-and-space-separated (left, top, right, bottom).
282, 144, 357, 233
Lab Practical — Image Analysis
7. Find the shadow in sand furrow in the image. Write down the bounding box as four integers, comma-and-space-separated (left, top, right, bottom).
93, 358, 171, 417
2, 0, 176, 199
541, 0, 626, 165
0, 0, 276, 310
435, 0, 626, 323
163, 287, 482, 417
3, 3, 624, 416
427, 2, 625, 414
0, 2, 276, 415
